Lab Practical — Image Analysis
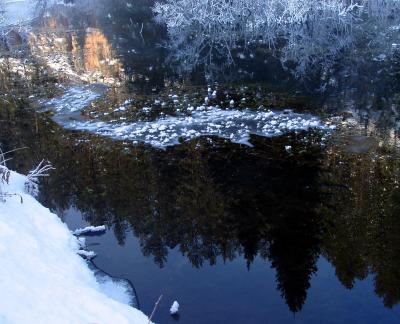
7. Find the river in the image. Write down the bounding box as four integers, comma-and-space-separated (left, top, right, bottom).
1, 0, 400, 323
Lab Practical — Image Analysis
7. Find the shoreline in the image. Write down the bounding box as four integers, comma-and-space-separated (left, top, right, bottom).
0, 168, 151, 324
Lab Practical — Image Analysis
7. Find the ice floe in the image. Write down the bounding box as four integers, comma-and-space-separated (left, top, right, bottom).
43, 86, 334, 148
43, 85, 106, 114
58, 107, 332, 148
73, 225, 107, 236
77, 249, 97, 260
170, 301, 180, 315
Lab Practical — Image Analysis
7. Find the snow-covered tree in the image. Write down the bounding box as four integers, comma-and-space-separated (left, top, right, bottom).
154, 0, 400, 77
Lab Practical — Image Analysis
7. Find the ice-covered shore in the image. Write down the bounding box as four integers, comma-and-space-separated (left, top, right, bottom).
0, 170, 150, 324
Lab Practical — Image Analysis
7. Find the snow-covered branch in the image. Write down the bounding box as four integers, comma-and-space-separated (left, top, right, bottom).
0, 148, 12, 202
25, 159, 54, 197
0, 146, 55, 201
26, 159, 54, 182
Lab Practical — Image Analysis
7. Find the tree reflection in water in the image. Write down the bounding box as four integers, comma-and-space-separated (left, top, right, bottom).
321, 142, 400, 309
1, 102, 325, 312
2, 0, 400, 316
3, 102, 400, 313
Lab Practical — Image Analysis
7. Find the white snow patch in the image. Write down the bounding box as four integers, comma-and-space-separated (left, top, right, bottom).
77, 249, 97, 260
43, 85, 104, 114
170, 300, 179, 315
73, 225, 106, 236
0, 170, 151, 324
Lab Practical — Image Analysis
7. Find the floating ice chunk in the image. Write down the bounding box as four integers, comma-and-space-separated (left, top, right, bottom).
73, 225, 106, 236
373, 53, 387, 61
170, 301, 179, 315
142, 107, 152, 113
77, 250, 97, 260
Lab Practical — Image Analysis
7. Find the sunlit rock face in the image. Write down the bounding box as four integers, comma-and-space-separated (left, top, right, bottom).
83, 28, 123, 80
28, 12, 125, 85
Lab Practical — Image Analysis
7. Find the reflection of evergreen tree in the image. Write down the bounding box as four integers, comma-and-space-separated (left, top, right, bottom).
1, 103, 325, 313
206, 134, 323, 311
8, 98, 400, 312
269, 212, 320, 313
254, 137, 321, 313
321, 144, 400, 308
372, 187, 400, 308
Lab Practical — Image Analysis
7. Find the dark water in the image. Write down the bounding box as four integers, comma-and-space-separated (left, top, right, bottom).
2, 0, 400, 323
2, 112, 400, 323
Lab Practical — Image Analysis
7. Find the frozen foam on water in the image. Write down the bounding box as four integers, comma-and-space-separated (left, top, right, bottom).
43, 86, 333, 148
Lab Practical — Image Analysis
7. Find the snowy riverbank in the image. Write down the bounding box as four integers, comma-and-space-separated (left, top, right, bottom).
0, 169, 151, 324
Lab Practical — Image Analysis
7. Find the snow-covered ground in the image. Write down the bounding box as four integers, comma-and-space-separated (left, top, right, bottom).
0, 169, 151, 324
43, 86, 335, 148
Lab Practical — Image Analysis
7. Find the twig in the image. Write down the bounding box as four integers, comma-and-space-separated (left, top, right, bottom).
26, 159, 55, 181
148, 294, 163, 324
139, 22, 144, 43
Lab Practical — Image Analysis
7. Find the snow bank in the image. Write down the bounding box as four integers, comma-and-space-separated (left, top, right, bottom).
0, 170, 150, 324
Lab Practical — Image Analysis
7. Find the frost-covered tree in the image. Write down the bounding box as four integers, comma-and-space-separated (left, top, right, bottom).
154, 0, 358, 76
154, 0, 400, 78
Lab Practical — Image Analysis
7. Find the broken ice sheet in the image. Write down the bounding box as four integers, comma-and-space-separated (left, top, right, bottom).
62, 106, 331, 148
42, 86, 333, 148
